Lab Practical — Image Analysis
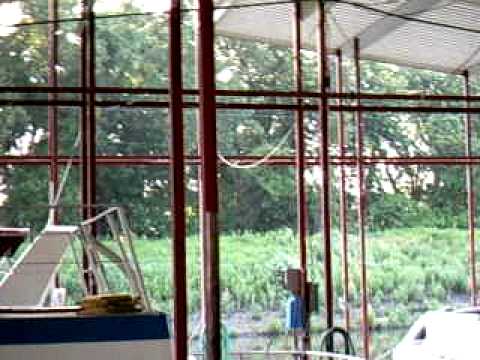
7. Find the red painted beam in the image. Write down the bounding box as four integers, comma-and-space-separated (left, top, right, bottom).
198, 1, 221, 359
6, 84, 480, 103
6, 96, 480, 115
336, 49, 351, 331
48, 0, 59, 224
86, 0, 96, 220
292, 1, 310, 352
293, 0, 308, 303
79, 0, 97, 294
464, 71, 477, 307
4, 155, 480, 167
169, 1, 188, 359
355, 38, 370, 360
317, 0, 334, 335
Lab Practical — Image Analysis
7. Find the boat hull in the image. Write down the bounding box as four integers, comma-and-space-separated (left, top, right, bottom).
0, 312, 171, 360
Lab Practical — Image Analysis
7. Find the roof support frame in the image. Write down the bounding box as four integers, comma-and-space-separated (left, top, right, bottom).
340, 0, 442, 53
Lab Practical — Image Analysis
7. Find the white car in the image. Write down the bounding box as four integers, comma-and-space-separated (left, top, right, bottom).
393, 307, 480, 360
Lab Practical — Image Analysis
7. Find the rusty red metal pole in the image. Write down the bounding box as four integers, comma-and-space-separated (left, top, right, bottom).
4, 85, 480, 102
198, 1, 221, 359
293, 0, 310, 352
169, 1, 188, 359
80, 0, 96, 220
11, 154, 480, 167
293, 0, 307, 300
79, 0, 89, 291
80, 0, 88, 220
316, 0, 334, 333
464, 71, 477, 306
336, 49, 350, 331
9, 85, 480, 102
8, 95, 480, 114
80, 0, 96, 294
48, 0, 59, 224
354, 38, 369, 359
86, 1, 96, 220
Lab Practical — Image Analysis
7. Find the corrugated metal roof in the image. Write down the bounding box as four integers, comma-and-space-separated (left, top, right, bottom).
214, 0, 480, 74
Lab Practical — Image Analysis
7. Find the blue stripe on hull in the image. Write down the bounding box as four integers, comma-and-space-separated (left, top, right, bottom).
0, 313, 170, 345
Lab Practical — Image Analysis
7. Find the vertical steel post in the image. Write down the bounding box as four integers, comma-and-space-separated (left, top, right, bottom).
169, 1, 188, 359
336, 49, 350, 331
316, 0, 334, 332
354, 38, 369, 359
86, 0, 96, 220
80, 0, 87, 219
464, 71, 477, 306
293, 0, 307, 285
48, 0, 59, 224
293, 0, 309, 351
79, 0, 89, 291
81, 0, 96, 221
198, 1, 221, 359
80, 0, 96, 293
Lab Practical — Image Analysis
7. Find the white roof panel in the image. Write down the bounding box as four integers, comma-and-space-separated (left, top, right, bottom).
214, 0, 480, 74
214, 2, 293, 47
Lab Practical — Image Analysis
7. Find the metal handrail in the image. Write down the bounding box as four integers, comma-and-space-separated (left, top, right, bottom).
191, 350, 365, 360
76, 207, 152, 311
80, 206, 122, 227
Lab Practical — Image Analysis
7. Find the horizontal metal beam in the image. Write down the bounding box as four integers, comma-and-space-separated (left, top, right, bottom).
0, 155, 480, 166
2, 98, 480, 114
3, 86, 480, 102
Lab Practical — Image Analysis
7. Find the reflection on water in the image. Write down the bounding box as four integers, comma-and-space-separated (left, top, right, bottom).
228, 329, 405, 359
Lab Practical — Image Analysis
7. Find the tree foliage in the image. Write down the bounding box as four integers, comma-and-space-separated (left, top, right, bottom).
0, 0, 475, 236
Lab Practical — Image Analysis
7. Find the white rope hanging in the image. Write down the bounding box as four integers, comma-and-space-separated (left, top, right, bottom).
217, 128, 293, 170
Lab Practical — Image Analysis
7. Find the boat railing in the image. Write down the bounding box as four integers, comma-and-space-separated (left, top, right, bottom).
72, 206, 151, 311
190, 350, 365, 360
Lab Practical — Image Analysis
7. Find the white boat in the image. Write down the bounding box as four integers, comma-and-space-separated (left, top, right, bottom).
0, 309, 171, 360
0, 207, 171, 360
393, 307, 480, 360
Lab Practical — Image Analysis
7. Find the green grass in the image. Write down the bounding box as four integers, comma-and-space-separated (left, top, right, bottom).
59, 227, 472, 327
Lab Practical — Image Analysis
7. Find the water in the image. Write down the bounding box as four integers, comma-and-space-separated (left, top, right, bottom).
228, 328, 406, 359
